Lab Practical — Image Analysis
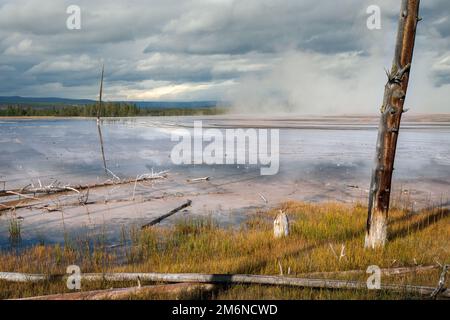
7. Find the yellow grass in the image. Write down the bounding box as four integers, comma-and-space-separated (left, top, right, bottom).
0, 201, 449, 300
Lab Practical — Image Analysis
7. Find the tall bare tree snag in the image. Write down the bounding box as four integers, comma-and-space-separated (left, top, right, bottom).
96, 64, 108, 175
366, 0, 421, 249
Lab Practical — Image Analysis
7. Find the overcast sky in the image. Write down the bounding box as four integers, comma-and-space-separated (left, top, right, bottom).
0, 0, 449, 113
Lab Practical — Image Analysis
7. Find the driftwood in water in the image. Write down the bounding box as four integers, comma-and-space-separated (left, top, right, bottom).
0, 171, 169, 201
4, 191, 39, 200
0, 200, 35, 214
1, 272, 448, 298
187, 177, 210, 183
0, 174, 169, 214
366, 0, 421, 248
258, 193, 268, 204
141, 200, 192, 229
0, 184, 80, 198
273, 210, 289, 238
16, 283, 217, 300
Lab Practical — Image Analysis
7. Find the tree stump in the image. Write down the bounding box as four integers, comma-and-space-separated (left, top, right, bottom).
274, 210, 289, 238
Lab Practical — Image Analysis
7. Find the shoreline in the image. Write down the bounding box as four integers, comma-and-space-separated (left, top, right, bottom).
1, 114, 449, 248
1, 113, 450, 123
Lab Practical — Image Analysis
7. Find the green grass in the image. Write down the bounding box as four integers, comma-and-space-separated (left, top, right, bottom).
8, 218, 21, 246
0, 201, 448, 300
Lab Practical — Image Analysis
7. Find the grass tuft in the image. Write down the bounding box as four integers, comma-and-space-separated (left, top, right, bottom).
8, 218, 22, 246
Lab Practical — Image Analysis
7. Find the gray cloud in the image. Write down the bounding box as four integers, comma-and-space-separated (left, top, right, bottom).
0, 0, 448, 111
144, 0, 370, 55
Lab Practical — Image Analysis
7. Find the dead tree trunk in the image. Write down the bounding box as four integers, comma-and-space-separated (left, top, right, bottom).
96, 64, 108, 175
366, 0, 421, 249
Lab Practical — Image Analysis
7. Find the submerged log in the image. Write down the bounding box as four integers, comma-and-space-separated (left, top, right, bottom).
141, 200, 192, 229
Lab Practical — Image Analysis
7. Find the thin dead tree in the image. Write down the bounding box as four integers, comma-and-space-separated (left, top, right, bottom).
366, 0, 421, 248
96, 64, 108, 175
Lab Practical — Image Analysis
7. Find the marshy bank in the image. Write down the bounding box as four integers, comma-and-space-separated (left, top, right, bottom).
0, 115, 449, 299
0, 201, 448, 300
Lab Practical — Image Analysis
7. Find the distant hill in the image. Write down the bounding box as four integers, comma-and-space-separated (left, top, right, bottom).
0, 96, 96, 106
133, 101, 219, 109
0, 96, 220, 109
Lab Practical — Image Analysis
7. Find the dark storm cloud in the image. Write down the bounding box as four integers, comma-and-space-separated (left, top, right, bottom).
0, 0, 449, 106
143, 0, 370, 55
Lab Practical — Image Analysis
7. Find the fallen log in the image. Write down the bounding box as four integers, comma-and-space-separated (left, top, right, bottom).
0, 273, 52, 282
1, 272, 448, 298
0, 199, 33, 213
187, 177, 210, 183
0, 189, 172, 214
298, 265, 440, 278
0, 171, 169, 199
5, 191, 40, 200
141, 200, 192, 229
15, 283, 217, 300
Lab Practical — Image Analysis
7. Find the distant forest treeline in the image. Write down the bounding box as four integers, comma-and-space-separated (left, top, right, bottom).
0, 102, 227, 117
